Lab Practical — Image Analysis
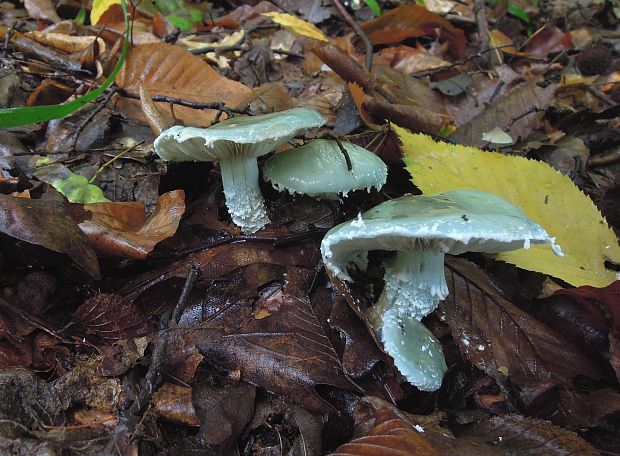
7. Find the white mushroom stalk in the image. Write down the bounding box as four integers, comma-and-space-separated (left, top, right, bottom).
154, 108, 325, 233
218, 155, 269, 234
321, 189, 563, 391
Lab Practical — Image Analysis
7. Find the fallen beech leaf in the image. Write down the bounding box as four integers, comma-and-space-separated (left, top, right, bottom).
361, 5, 466, 59
23, 32, 105, 55
72, 293, 152, 342
348, 82, 381, 131
399, 127, 620, 287
0, 194, 99, 279
152, 383, 199, 427
116, 43, 254, 127
79, 190, 185, 260
441, 257, 605, 385
263, 12, 328, 41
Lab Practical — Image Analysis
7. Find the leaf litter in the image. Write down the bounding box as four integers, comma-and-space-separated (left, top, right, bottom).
0, 0, 619, 454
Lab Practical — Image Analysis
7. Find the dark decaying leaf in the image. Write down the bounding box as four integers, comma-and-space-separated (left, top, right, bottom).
121, 240, 322, 302
451, 82, 557, 147
72, 293, 153, 342
194, 267, 360, 414
441, 257, 605, 387
152, 383, 199, 427
192, 382, 256, 448
0, 194, 99, 279
461, 415, 599, 455
328, 297, 391, 379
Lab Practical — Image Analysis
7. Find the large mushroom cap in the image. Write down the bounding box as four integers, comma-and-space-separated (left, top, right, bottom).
263, 139, 387, 199
154, 107, 326, 162
321, 189, 562, 282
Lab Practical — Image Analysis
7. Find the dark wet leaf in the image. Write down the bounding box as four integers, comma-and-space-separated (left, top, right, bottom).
441, 257, 605, 386
195, 267, 360, 414
461, 415, 598, 455
72, 293, 153, 343
193, 382, 256, 447
0, 194, 99, 279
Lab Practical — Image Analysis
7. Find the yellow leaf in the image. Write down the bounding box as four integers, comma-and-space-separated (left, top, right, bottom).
397, 126, 620, 287
262, 12, 328, 42
91, 0, 120, 25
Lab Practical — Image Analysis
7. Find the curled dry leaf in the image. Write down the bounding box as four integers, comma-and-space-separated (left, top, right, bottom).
116, 43, 254, 127
79, 190, 185, 260
0, 194, 99, 279
307, 39, 375, 94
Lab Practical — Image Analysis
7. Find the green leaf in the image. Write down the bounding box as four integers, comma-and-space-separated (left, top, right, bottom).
507, 3, 530, 22
54, 174, 110, 204
364, 0, 381, 16
75, 7, 87, 25
0, 0, 130, 128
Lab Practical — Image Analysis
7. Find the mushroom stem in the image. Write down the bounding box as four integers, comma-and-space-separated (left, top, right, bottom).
373, 249, 449, 323
218, 157, 270, 234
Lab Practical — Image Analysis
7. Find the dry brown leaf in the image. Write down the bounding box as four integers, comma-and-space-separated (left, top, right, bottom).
116, 43, 254, 127
451, 81, 557, 146
79, 190, 185, 260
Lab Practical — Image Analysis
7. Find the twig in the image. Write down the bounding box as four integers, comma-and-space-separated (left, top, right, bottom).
106, 265, 200, 452
135, 264, 200, 413
118, 89, 251, 117
474, 0, 490, 54
330, 0, 373, 71
89, 140, 144, 184
190, 24, 280, 56
588, 147, 620, 167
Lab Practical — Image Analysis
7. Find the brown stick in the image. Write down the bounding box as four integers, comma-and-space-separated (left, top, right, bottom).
330, 0, 374, 71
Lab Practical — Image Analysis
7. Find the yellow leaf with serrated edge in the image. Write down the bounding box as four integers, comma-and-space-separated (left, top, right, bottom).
397, 125, 620, 287
262, 13, 328, 42
91, 0, 120, 25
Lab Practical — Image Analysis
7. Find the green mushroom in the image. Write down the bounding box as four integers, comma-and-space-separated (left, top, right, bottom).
263, 139, 387, 199
153, 108, 325, 233
321, 189, 562, 391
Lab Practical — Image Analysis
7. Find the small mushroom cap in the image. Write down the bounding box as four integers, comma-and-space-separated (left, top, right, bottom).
154, 108, 325, 162
321, 189, 562, 281
381, 311, 447, 391
263, 139, 387, 199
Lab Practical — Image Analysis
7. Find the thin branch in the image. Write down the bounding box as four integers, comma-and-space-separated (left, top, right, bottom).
330, 0, 373, 71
